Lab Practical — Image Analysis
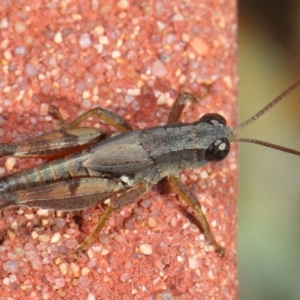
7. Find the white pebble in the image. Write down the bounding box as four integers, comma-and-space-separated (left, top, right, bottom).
117, 0, 129, 9
127, 88, 141, 96
59, 262, 68, 276
25, 63, 37, 77
38, 234, 50, 243
187, 256, 199, 269
5, 157, 16, 171
14, 21, 26, 33
94, 26, 104, 35
139, 244, 153, 255
151, 60, 167, 78
51, 232, 61, 243
0, 18, 9, 29
79, 33, 92, 49
54, 32, 63, 44
36, 209, 49, 216
86, 293, 96, 300
99, 36, 109, 45
111, 50, 121, 59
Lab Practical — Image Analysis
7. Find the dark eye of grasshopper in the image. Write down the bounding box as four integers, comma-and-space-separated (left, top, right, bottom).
204, 138, 230, 162
199, 113, 227, 127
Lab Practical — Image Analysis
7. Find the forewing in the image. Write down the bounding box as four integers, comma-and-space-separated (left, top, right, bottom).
83, 131, 154, 176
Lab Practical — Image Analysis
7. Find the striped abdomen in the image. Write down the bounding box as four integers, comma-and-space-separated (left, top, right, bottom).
0, 150, 92, 193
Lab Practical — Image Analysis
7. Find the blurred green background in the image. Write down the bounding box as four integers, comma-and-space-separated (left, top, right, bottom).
239, 0, 300, 299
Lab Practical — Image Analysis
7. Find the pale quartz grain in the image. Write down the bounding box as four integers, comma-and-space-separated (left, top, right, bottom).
82, 91, 90, 99
117, 0, 129, 9
51, 233, 61, 243
79, 33, 92, 49
172, 13, 184, 21
200, 170, 209, 179
208, 270, 215, 280
91, 0, 100, 10
95, 44, 103, 53
3, 50, 12, 60
156, 291, 173, 300
79, 276, 90, 286
87, 250, 94, 259
41, 219, 48, 226
187, 256, 199, 270
38, 234, 50, 243
69, 262, 80, 277
131, 289, 138, 295
9, 274, 17, 283
94, 26, 104, 35
6, 230, 16, 240
55, 257, 61, 265
147, 217, 157, 228
54, 32, 63, 44
156, 94, 166, 105
223, 75, 233, 89
99, 36, 109, 45
189, 37, 209, 56
127, 88, 141, 96
151, 60, 168, 78
32, 259, 43, 270
111, 50, 121, 58
25, 63, 37, 77
5, 157, 16, 171
177, 256, 184, 263
31, 231, 39, 239
156, 21, 165, 31
10, 221, 18, 231
36, 209, 49, 216
7, 252, 17, 260
181, 33, 190, 42
100, 248, 109, 256
14, 21, 26, 33
72, 14, 82, 21
2, 261, 18, 273
0, 17, 8, 28
139, 244, 153, 255
86, 293, 96, 300
54, 277, 65, 288
81, 267, 90, 276
178, 74, 187, 85
120, 272, 131, 282
65, 239, 78, 249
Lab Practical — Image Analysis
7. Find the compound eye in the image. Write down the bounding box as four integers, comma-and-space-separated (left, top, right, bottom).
205, 138, 230, 162
199, 113, 227, 127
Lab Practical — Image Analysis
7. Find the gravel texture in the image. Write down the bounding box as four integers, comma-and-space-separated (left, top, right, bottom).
0, 0, 237, 299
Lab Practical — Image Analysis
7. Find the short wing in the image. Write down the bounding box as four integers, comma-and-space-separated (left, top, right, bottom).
83, 131, 154, 176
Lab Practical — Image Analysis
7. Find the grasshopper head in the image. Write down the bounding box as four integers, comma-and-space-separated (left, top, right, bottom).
195, 113, 234, 163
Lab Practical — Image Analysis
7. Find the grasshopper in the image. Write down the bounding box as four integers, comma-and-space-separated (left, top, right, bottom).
0, 81, 299, 258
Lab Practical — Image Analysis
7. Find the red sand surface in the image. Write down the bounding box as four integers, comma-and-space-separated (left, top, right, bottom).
0, 1, 237, 299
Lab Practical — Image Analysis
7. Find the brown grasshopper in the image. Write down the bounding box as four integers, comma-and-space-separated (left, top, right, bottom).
0, 81, 299, 257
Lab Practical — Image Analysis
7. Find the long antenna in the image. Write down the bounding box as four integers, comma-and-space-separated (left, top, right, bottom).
234, 79, 300, 156
234, 138, 300, 156
235, 79, 300, 131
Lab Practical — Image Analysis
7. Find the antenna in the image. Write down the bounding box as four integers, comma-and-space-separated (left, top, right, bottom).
234, 79, 300, 156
